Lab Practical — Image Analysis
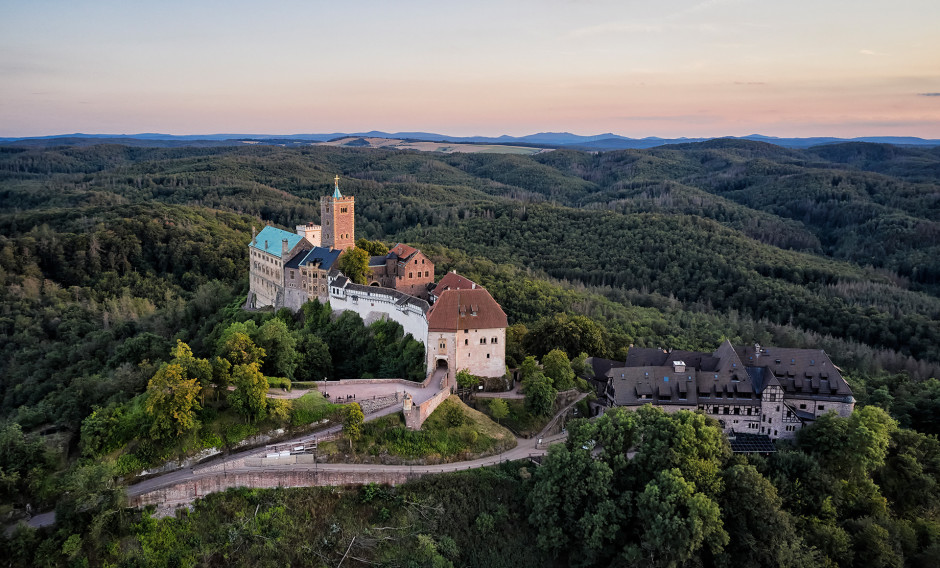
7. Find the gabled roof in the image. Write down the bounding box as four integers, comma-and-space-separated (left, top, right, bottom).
388, 243, 420, 262
585, 356, 621, 379
295, 246, 342, 271
435, 271, 477, 293
251, 226, 305, 259
284, 248, 311, 270
736, 344, 852, 397
427, 288, 507, 332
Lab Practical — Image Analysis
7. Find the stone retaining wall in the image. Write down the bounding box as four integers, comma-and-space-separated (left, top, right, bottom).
130, 469, 424, 508
404, 389, 451, 429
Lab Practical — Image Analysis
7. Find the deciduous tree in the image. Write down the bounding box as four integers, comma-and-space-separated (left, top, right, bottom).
229, 362, 269, 423
524, 372, 556, 417
542, 349, 575, 391
343, 402, 364, 448
145, 362, 202, 439
337, 247, 371, 285
489, 398, 509, 425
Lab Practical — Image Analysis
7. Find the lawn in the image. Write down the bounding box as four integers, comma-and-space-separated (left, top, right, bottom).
290, 391, 342, 426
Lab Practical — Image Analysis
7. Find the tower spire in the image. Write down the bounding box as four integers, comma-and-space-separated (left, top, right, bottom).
333, 175, 342, 198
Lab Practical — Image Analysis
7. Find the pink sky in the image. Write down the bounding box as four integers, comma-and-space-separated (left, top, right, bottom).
2, 0, 939, 138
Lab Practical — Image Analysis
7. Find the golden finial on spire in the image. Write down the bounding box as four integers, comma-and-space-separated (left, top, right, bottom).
334, 175, 340, 187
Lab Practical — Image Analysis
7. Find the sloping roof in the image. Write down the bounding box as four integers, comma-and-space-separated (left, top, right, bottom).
297, 246, 342, 271
624, 348, 669, 367
435, 271, 477, 293
284, 248, 311, 270
368, 255, 387, 267
586, 357, 621, 379
728, 433, 777, 453
342, 281, 430, 314
251, 226, 305, 259
736, 344, 853, 397
427, 288, 507, 332
389, 243, 419, 262
608, 366, 699, 406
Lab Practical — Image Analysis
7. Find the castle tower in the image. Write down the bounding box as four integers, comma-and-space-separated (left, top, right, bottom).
321, 175, 355, 251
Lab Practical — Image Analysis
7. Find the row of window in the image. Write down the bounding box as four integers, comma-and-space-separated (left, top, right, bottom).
701, 405, 757, 416
463, 337, 499, 346
250, 249, 281, 267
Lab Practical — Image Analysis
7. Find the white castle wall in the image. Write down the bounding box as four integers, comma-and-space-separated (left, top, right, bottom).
328, 281, 429, 345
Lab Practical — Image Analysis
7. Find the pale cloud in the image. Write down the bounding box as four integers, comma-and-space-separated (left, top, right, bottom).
568, 21, 718, 38
919, 92, 940, 97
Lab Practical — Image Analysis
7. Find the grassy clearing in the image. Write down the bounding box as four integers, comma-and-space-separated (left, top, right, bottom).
475, 398, 549, 438
331, 396, 516, 462
289, 391, 342, 426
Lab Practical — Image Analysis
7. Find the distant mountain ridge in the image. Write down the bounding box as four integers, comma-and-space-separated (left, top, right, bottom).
2, 131, 939, 149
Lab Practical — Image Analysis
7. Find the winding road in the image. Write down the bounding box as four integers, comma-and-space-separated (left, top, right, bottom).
24, 391, 586, 529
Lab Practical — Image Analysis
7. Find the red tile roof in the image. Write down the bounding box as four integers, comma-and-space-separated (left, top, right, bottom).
435, 271, 477, 292
427, 288, 507, 332
390, 243, 419, 261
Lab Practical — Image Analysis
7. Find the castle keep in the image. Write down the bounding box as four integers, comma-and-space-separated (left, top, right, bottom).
247, 177, 507, 385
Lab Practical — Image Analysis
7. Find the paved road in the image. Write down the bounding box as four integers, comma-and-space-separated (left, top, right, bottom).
24, 389, 586, 529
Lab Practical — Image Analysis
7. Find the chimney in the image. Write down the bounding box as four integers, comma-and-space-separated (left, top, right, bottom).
282, 239, 289, 256
251, 225, 257, 245
264, 240, 268, 249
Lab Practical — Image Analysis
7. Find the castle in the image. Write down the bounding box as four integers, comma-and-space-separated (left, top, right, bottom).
247, 177, 507, 386
589, 340, 856, 441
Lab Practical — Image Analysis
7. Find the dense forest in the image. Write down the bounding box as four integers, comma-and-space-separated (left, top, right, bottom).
1, 141, 939, 566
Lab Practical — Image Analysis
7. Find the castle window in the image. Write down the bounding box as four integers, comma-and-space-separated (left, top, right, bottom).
818, 405, 825, 411
491, 337, 497, 344
480, 338, 486, 344
487, 354, 490, 358
465, 339, 468, 345
409, 273, 413, 278
799, 403, 807, 409
464, 329, 468, 334
440, 342, 446, 349
425, 271, 429, 277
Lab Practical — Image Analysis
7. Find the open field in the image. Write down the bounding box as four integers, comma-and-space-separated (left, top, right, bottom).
315, 136, 548, 154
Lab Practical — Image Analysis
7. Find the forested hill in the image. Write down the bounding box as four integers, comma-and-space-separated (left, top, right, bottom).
2, 140, 940, 565
2, 141, 940, 427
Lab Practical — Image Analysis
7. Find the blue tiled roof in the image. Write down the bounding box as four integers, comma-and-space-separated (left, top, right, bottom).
297, 246, 342, 270
251, 226, 304, 259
